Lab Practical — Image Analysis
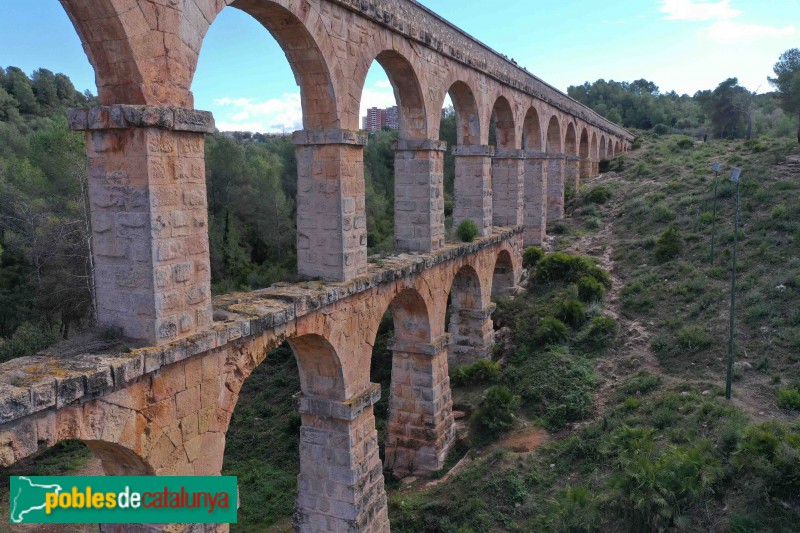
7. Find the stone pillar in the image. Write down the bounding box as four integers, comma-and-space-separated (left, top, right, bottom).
579, 157, 593, 180
491, 149, 525, 228
385, 335, 455, 477
452, 145, 494, 237
296, 384, 389, 533
591, 159, 600, 177
566, 155, 580, 190
448, 303, 496, 366
546, 153, 566, 222
522, 151, 548, 246
293, 129, 368, 282
393, 139, 447, 253
68, 105, 214, 345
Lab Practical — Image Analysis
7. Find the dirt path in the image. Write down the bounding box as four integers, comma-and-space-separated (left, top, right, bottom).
560, 174, 665, 414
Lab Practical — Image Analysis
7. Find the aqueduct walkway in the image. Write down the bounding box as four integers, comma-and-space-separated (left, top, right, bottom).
2, 0, 632, 531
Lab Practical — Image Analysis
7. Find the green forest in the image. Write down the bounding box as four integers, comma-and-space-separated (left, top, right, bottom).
0, 48, 799, 359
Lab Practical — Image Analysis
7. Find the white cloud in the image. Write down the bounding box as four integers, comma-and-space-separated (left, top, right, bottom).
660, 0, 741, 21
213, 93, 302, 133
374, 80, 393, 89
705, 20, 796, 43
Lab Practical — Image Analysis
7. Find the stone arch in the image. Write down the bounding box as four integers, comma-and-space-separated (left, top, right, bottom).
579, 128, 590, 159
491, 95, 516, 150
218, 0, 340, 129
599, 135, 607, 159
590, 132, 598, 159
447, 264, 492, 366
287, 334, 346, 400
614, 140, 621, 155
546, 115, 562, 153
376, 287, 433, 345
491, 250, 516, 299
60, 0, 341, 128
84, 440, 154, 476
523, 106, 543, 151
564, 122, 578, 156
443, 81, 481, 146
358, 50, 428, 139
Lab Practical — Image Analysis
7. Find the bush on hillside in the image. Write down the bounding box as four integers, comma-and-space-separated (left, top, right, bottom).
577, 276, 606, 302
654, 226, 682, 262
457, 219, 479, 242
470, 386, 519, 446
451, 360, 502, 387
585, 186, 612, 204
533, 317, 569, 345
534, 252, 611, 287
523, 246, 545, 268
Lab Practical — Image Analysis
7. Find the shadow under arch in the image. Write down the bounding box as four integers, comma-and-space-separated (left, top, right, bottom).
286, 333, 346, 400
491, 249, 517, 299
546, 115, 562, 153
599, 135, 607, 159
523, 106, 543, 151
491, 95, 516, 150
446, 264, 492, 367
564, 122, 578, 156
443, 80, 481, 146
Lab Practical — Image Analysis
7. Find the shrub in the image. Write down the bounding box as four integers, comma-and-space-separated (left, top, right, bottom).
777, 387, 800, 410
457, 219, 479, 242
580, 315, 619, 352
676, 138, 694, 149
505, 347, 595, 431
535, 252, 611, 287
618, 371, 662, 397
654, 226, 682, 262
0, 323, 57, 363
652, 202, 676, 222
584, 186, 612, 204
675, 326, 713, 353
533, 317, 569, 345
555, 300, 587, 328
653, 123, 670, 135
451, 360, 502, 387
577, 276, 605, 302
470, 386, 520, 446
522, 246, 545, 268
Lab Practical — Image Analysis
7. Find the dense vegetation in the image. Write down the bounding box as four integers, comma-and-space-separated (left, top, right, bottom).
569, 50, 800, 142
3, 49, 800, 531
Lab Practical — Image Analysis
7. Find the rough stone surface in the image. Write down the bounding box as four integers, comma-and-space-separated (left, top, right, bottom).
25, 1, 634, 530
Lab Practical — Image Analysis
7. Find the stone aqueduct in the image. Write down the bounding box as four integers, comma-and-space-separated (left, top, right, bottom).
0, 0, 632, 531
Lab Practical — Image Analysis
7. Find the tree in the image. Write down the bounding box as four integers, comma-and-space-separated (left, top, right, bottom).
5, 67, 38, 115
769, 48, 800, 143
31, 69, 58, 113
703, 78, 750, 139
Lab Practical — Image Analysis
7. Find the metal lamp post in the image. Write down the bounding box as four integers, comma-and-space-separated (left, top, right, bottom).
725, 167, 742, 400
710, 162, 721, 264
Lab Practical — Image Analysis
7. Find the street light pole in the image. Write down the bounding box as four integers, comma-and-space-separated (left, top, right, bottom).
725, 167, 742, 400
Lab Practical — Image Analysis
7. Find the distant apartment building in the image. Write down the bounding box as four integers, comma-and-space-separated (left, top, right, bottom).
362, 106, 399, 132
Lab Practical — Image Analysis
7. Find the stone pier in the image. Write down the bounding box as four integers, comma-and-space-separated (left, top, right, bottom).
546, 153, 566, 222
453, 145, 495, 237
296, 384, 389, 532
385, 335, 455, 476
492, 150, 525, 227
448, 304, 496, 366
394, 139, 447, 253
523, 151, 548, 246
69, 105, 215, 345
294, 129, 368, 282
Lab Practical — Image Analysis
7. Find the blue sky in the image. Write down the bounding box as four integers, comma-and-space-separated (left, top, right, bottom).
1, 1, 797, 132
